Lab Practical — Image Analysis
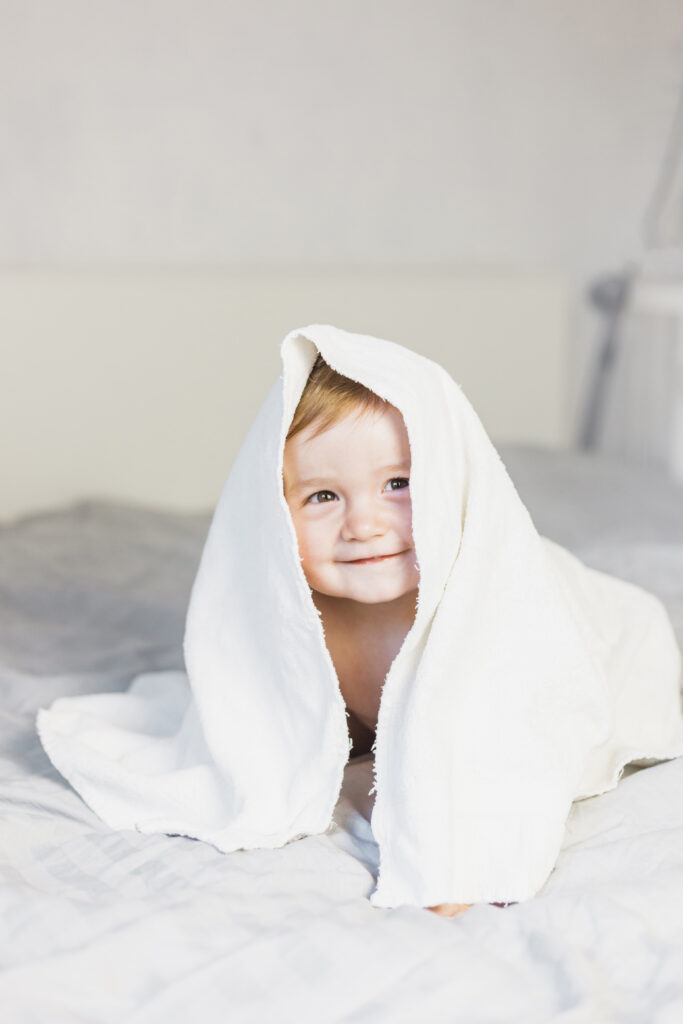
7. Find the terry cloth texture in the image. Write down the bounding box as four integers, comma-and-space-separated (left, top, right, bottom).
36, 325, 683, 908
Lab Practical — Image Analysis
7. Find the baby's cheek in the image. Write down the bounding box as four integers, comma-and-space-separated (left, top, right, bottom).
304, 516, 333, 553
293, 527, 325, 578
397, 498, 414, 537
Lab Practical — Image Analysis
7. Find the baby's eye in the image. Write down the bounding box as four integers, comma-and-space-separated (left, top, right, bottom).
386, 477, 409, 491
306, 490, 337, 504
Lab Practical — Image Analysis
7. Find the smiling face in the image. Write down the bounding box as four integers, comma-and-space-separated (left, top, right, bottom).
282, 404, 420, 606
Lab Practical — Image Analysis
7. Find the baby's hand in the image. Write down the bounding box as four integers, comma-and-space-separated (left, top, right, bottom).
427, 902, 473, 917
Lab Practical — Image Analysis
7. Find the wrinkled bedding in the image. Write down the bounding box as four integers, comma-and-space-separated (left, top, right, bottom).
1, 443, 683, 1023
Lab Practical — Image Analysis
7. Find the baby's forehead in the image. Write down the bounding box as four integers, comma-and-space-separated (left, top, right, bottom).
285, 404, 410, 471
298, 405, 405, 446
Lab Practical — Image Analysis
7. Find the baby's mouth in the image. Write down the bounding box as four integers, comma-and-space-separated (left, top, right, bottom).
344, 550, 406, 565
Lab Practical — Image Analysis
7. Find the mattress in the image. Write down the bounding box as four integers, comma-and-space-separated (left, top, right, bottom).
1, 443, 682, 1023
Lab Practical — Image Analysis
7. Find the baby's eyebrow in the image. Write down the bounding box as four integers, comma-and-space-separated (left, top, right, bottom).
293, 463, 410, 490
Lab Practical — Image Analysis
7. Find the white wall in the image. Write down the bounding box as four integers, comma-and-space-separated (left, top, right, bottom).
0, 269, 568, 521
2, 0, 683, 431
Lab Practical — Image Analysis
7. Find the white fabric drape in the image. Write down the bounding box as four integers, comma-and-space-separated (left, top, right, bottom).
37, 324, 683, 907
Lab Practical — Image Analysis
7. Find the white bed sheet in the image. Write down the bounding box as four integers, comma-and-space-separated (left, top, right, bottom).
1, 444, 682, 1023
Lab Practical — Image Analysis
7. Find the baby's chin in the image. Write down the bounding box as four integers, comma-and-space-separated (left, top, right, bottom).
351, 586, 417, 605
311, 581, 419, 607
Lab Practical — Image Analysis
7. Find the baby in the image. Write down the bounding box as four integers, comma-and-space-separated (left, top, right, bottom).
282, 353, 472, 919
37, 324, 683, 916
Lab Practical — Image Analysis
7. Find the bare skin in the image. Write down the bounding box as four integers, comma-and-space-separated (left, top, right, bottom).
313, 587, 418, 740
428, 902, 473, 917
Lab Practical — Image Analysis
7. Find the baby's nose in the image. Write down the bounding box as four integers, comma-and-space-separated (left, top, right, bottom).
341, 499, 387, 541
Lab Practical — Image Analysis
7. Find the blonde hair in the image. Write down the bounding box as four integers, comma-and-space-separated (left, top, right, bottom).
286, 352, 388, 442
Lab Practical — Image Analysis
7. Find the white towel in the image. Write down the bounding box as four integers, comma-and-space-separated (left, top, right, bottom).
36, 324, 683, 908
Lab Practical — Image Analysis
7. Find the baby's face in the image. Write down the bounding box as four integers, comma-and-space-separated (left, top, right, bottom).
282, 404, 419, 605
